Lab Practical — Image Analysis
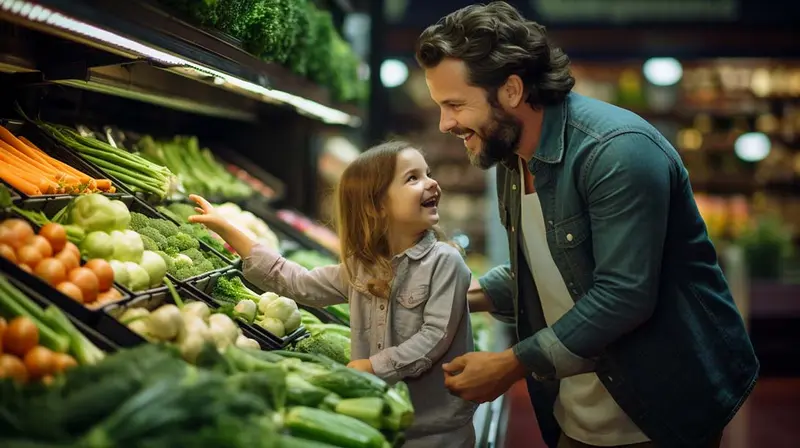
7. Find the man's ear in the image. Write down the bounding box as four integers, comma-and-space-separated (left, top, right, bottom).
500, 75, 525, 109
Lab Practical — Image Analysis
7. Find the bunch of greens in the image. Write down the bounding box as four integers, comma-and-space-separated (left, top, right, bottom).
135, 135, 252, 201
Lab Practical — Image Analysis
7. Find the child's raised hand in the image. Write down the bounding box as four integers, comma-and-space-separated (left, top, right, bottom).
188, 194, 229, 237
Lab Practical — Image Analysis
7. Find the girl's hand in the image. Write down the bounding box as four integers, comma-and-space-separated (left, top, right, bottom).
347, 359, 375, 374
188, 194, 230, 237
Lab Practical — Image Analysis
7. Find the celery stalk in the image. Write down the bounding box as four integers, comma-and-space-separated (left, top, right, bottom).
41, 305, 105, 365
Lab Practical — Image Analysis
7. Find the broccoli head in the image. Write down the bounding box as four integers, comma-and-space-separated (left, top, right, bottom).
128, 212, 151, 231
140, 235, 159, 252
212, 275, 260, 304
138, 227, 168, 250
174, 266, 197, 280
157, 0, 218, 26
165, 233, 199, 252
149, 219, 180, 238
193, 259, 214, 275
180, 248, 205, 265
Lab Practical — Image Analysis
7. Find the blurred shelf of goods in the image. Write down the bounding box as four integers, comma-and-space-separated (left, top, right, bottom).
572, 58, 800, 284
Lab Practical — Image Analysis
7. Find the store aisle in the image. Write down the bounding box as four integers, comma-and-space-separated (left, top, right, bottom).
503, 378, 800, 448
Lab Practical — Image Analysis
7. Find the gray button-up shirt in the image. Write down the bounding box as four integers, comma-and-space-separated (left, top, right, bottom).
243, 230, 478, 439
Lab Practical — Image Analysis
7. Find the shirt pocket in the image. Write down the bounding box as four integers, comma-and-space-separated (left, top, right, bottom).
393, 285, 429, 340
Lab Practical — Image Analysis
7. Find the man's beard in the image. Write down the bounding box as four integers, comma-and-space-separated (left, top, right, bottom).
462, 105, 522, 170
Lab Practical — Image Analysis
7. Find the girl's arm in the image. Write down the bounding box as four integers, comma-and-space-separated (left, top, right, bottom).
367, 245, 471, 384
189, 195, 347, 307
243, 244, 347, 307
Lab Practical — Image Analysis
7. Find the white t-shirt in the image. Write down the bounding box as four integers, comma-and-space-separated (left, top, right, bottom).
517, 159, 649, 446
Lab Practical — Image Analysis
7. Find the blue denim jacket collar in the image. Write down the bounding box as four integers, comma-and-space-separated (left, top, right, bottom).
533, 100, 568, 165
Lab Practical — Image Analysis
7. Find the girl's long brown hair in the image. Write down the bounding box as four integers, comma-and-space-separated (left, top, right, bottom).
335, 141, 458, 298
335, 141, 410, 298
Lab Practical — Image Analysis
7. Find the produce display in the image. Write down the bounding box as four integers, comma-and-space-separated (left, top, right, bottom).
117, 285, 261, 363
0, 218, 123, 307
158, 0, 366, 104
128, 210, 230, 281
287, 249, 337, 270
0, 124, 115, 196
135, 135, 253, 201
33, 119, 178, 201
0, 275, 104, 373
211, 273, 302, 338
0, 341, 413, 447
291, 319, 351, 365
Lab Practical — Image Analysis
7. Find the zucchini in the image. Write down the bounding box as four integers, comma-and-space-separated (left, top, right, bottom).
286, 374, 337, 407
278, 435, 340, 448
304, 368, 388, 399
284, 407, 387, 448
335, 397, 386, 429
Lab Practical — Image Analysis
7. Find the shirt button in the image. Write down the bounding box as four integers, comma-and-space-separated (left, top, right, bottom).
511, 272, 515, 279
511, 226, 515, 232
378, 343, 382, 349
512, 184, 517, 190
566, 233, 574, 242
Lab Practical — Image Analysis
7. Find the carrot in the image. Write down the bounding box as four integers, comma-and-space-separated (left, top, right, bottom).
0, 125, 48, 164
9, 167, 56, 193
95, 179, 112, 191
0, 140, 60, 177
20, 136, 93, 183
0, 165, 42, 196
0, 149, 57, 183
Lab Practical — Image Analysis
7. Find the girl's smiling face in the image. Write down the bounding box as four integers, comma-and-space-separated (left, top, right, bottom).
384, 148, 442, 235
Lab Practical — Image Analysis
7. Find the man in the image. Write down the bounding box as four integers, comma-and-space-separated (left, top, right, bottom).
415, 2, 759, 448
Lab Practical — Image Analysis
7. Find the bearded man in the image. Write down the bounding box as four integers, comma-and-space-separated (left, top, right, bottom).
416, 2, 759, 448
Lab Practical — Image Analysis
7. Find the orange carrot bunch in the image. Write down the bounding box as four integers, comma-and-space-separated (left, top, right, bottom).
0, 125, 114, 196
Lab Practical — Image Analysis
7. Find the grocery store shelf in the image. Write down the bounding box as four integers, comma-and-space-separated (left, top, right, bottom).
474, 320, 513, 447
0, 0, 362, 127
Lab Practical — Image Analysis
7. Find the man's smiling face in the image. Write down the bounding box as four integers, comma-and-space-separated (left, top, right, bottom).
424, 58, 522, 169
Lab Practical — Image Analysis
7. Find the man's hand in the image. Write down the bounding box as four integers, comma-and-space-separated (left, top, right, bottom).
443, 349, 526, 403
347, 359, 375, 374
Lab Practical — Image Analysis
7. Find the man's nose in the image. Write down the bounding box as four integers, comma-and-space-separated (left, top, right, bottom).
439, 111, 456, 134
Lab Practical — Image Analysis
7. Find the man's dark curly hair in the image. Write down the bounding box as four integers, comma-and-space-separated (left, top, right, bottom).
415, 1, 575, 109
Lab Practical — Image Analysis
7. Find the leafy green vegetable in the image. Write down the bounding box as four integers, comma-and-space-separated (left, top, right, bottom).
212, 275, 261, 305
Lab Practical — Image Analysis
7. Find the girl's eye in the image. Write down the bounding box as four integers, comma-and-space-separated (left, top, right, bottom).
407, 175, 417, 182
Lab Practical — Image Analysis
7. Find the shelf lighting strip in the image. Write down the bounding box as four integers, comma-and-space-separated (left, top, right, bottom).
0, 0, 361, 127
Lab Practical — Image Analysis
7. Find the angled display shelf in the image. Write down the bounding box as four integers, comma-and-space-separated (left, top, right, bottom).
0, 0, 362, 126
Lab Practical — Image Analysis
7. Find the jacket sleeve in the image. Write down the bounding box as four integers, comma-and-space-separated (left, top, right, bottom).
513, 132, 675, 380
370, 246, 471, 383
478, 263, 516, 324
242, 243, 348, 307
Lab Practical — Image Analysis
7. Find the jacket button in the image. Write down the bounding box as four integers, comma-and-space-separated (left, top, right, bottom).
566, 233, 574, 242
511, 226, 515, 232
378, 343, 382, 349
512, 184, 517, 190
511, 272, 515, 279
380, 304, 385, 310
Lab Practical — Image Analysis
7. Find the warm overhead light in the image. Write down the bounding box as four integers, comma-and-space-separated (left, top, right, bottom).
643, 57, 683, 87
0, 0, 361, 126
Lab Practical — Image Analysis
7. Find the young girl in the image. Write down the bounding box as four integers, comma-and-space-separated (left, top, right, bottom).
189, 141, 477, 447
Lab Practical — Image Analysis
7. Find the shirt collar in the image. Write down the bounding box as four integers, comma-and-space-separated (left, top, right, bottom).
532, 95, 568, 165
501, 94, 570, 171
393, 230, 437, 262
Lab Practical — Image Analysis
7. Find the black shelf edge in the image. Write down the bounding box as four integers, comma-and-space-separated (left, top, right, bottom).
1, 0, 362, 127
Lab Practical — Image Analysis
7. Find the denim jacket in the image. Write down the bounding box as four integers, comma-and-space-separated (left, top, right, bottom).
243, 230, 477, 439
479, 93, 759, 447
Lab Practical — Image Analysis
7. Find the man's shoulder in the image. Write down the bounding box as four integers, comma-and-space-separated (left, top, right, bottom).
565, 93, 660, 144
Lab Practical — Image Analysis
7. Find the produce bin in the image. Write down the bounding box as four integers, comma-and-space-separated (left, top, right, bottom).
1, 118, 128, 199
14, 194, 234, 295
189, 269, 307, 347
98, 282, 281, 351
0, 209, 131, 325
0, 256, 127, 344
